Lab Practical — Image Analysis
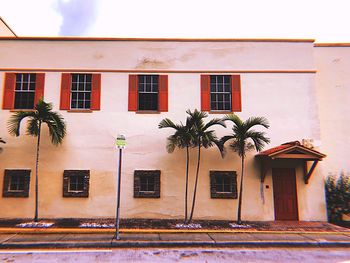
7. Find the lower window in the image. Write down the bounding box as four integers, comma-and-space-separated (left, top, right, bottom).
134, 170, 160, 198
63, 170, 90, 197
210, 171, 237, 199
2, 169, 31, 197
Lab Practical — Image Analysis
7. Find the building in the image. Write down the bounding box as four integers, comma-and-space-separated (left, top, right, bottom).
0, 23, 349, 221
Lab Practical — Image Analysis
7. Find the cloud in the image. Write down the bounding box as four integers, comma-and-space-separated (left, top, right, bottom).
57, 0, 98, 36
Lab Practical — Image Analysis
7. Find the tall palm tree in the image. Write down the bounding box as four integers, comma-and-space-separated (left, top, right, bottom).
159, 116, 194, 223
7, 100, 66, 222
221, 114, 270, 224
187, 109, 226, 223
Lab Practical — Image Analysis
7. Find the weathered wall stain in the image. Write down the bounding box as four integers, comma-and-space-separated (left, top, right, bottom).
135, 57, 172, 69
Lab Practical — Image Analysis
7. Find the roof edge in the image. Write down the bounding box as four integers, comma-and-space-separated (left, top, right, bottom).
0, 36, 315, 42
0, 17, 17, 37
315, 43, 350, 47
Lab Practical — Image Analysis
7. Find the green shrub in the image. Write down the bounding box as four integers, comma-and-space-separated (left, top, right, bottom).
325, 172, 350, 222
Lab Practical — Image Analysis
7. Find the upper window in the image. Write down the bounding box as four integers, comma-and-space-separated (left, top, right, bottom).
2, 169, 31, 198
60, 73, 101, 111
14, 73, 36, 109
63, 170, 90, 197
210, 171, 237, 199
2, 73, 45, 110
138, 75, 159, 111
128, 75, 168, 112
71, 74, 92, 110
200, 74, 241, 112
134, 170, 160, 198
210, 75, 232, 111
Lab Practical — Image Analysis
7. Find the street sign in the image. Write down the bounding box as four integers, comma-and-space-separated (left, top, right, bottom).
116, 135, 126, 149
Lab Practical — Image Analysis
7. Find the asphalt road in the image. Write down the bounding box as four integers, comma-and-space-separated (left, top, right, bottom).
0, 247, 349, 262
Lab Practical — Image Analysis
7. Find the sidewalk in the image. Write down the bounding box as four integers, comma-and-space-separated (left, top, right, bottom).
0, 228, 349, 249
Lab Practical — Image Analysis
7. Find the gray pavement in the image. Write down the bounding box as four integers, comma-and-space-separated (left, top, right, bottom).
0, 231, 349, 249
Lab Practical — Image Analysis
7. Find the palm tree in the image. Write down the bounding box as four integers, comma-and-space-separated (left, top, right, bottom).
0, 138, 5, 152
187, 109, 226, 223
159, 116, 194, 223
7, 99, 66, 222
221, 114, 270, 224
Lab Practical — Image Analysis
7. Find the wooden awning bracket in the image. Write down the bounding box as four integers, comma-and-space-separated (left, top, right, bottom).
304, 160, 319, 184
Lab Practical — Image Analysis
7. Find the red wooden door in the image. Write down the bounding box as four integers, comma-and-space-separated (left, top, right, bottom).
272, 168, 299, 220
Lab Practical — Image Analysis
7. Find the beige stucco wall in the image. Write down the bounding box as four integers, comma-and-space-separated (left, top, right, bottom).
314, 46, 350, 176
0, 39, 327, 221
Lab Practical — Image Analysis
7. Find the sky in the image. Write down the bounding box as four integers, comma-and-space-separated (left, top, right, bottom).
0, 0, 350, 42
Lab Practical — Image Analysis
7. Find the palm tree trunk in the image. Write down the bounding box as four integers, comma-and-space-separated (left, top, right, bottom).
188, 145, 201, 223
34, 121, 42, 222
237, 155, 244, 224
184, 146, 189, 223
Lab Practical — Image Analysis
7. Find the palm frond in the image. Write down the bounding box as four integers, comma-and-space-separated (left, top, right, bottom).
159, 118, 178, 130
43, 112, 66, 145
245, 130, 270, 152
166, 135, 177, 153
27, 118, 40, 136
244, 116, 270, 130
7, 111, 36, 136
203, 118, 226, 130
223, 114, 243, 127
222, 115, 270, 157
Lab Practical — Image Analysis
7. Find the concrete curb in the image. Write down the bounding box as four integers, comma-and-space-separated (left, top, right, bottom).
0, 228, 349, 235
0, 240, 349, 249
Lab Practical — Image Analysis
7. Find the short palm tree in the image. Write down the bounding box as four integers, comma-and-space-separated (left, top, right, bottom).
187, 109, 226, 223
159, 116, 194, 223
221, 114, 270, 224
7, 100, 66, 222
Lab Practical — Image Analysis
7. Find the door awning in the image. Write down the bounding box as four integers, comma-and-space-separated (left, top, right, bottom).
255, 141, 326, 184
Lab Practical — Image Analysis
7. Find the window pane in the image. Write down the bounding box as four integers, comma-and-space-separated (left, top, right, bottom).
78, 83, 84, 91
85, 83, 91, 91
69, 175, 84, 192
22, 74, 29, 82
138, 75, 159, 111
29, 82, 36, 91
140, 176, 155, 192
70, 74, 92, 109
210, 75, 231, 111
9, 175, 25, 191
72, 74, 78, 82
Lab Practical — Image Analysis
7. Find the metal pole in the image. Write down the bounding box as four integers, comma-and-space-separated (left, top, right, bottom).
115, 148, 122, 240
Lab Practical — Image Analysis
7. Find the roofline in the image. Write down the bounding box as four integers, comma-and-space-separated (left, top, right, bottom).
314, 43, 350, 47
0, 36, 315, 43
256, 145, 326, 159
0, 17, 17, 37
268, 145, 326, 158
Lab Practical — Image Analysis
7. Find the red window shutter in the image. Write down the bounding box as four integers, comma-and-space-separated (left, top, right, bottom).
231, 75, 242, 112
128, 75, 138, 111
34, 73, 45, 105
201, 75, 210, 111
91, 74, 101, 110
60, 73, 71, 110
158, 75, 168, 112
2, 73, 16, 109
